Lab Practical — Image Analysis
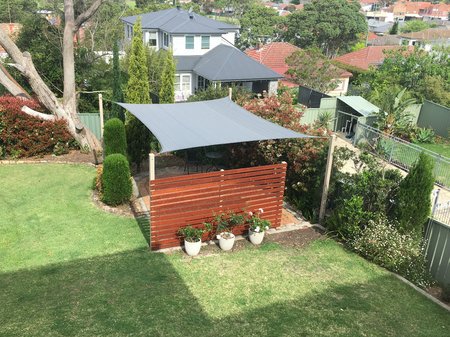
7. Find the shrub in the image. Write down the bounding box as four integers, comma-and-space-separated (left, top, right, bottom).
395, 152, 434, 235
103, 118, 127, 157
327, 149, 403, 236
326, 196, 370, 240
229, 93, 329, 222
101, 154, 132, 206
411, 127, 435, 144
350, 218, 431, 288
0, 95, 74, 157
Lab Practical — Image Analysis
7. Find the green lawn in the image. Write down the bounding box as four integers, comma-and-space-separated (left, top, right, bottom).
0, 164, 147, 273
419, 142, 450, 159
376, 138, 450, 187
1, 164, 449, 336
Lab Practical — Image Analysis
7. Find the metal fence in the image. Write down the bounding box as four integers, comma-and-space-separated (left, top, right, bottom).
353, 122, 450, 190
78, 113, 101, 140
424, 190, 450, 285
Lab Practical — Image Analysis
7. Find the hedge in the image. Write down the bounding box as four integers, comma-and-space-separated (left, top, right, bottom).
101, 153, 132, 206
0, 95, 74, 158
103, 118, 127, 157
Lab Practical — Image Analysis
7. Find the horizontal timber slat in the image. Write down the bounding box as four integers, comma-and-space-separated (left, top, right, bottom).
149, 163, 287, 250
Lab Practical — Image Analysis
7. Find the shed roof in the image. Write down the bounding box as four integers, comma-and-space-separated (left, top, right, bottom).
118, 97, 312, 153
338, 96, 379, 117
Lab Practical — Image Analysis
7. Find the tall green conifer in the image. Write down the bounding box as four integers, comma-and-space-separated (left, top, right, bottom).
125, 18, 151, 169
159, 49, 175, 104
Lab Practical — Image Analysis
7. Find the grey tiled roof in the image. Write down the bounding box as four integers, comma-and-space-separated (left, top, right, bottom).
174, 56, 202, 71
121, 8, 239, 34
175, 45, 282, 82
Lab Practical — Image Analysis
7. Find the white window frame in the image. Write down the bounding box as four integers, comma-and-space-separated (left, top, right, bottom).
185, 35, 195, 49
175, 74, 191, 92
163, 32, 169, 47
145, 31, 157, 47
201, 36, 210, 49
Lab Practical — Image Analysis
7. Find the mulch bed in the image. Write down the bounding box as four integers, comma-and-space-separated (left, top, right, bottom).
193, 226, 325, 256
1, 150, 95, 164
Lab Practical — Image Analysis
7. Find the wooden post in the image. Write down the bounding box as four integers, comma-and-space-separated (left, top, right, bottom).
319, 134, 336, 224
98, 93, 104, 138
149, 153, 155, 181
228, 87, 232, 100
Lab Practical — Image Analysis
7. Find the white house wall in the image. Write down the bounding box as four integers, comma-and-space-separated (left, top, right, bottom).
171, 34, 223, 56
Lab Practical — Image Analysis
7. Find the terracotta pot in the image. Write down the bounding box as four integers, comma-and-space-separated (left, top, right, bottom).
184, 239, 201, 256
249, 228, 265, 245
218, 232, 235, 251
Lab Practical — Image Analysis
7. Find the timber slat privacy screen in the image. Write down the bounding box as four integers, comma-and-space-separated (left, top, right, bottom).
149, 163, 287, 250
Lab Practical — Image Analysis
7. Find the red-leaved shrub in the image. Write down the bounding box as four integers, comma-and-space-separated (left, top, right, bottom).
229, 92, 330, 221
0, 95, 74, 158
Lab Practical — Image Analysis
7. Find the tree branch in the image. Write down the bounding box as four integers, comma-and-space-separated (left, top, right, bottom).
74, 0, 107, 33
0, 63, 31, 98
21, 106, 55, 121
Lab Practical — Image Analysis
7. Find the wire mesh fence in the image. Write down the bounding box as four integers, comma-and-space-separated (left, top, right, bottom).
353, 122, 450, 190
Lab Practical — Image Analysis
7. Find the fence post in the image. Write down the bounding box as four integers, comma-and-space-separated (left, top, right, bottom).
388, 137, 394, 163
319, 134, 336, 224
98, 93, 104, 139
425, 189, 440, 256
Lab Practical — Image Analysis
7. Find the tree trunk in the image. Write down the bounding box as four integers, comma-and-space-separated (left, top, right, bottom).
63, 0, 77, 117
0, 0, 106, 153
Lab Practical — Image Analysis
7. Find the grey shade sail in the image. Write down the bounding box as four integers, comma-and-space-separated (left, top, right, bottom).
121, 8, 239, 34
118, 97, 313, 153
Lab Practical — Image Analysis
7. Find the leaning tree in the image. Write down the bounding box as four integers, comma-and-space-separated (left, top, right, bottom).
0, 0, 107, 152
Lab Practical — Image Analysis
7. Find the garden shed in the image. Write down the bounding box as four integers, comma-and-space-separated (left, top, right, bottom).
118, 97, 313, 249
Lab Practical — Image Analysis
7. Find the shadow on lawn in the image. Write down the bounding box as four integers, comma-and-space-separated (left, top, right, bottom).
133, 211, 151, 246
1, 249, 449, 337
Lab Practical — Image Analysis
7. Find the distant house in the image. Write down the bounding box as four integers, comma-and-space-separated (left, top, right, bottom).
333, 45, 412, 72
399, 27, 450, 51
422, 4, 450, 21
367, 35, 402, 47
245, 42, 352, 96
121, 7, 281, 101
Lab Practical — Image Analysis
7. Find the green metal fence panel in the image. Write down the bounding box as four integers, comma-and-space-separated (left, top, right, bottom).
300, 108, 321, 125
404, 104, 422, 125
354, 122, 450, 190
417, 100, 450, 138
78, 113, 101, 140
425, 220, 450, 285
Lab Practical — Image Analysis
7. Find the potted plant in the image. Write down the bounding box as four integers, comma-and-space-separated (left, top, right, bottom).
247, 209, 271, 245
215, 213, 241, 251
178, 224, 210, 256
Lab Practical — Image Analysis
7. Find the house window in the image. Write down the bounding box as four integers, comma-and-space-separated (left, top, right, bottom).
197, 76, 210, 90
127, 25, 133, 39
146, 32, 157, 47
175, 74, 191, 93
185, 36, 194, 49
201, 36, 210, 49
163, 32, 169, 47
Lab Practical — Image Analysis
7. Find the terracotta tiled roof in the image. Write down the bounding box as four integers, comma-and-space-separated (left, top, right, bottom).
0, 23, 22, 54
333, 45, 412, 71
245, 42, 352, 79
423, 4, 450, 17
368, 32, 379, 41
393, 1, 432, 15
400, 27, 450, 41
